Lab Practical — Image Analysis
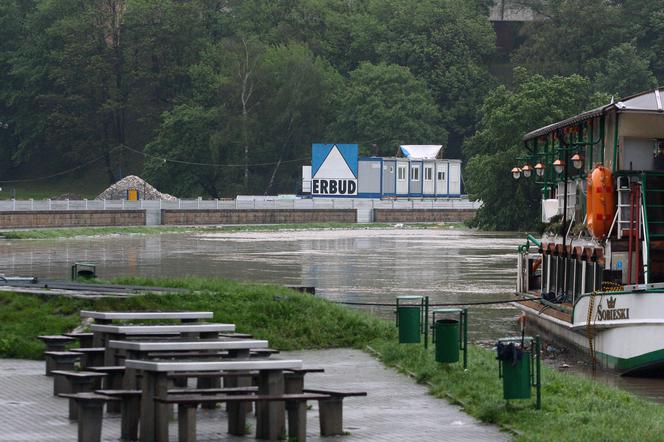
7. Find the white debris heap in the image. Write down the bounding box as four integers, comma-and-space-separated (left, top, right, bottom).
96, 175, 176, 200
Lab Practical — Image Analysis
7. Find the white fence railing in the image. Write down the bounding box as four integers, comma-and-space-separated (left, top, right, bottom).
0, 198, 482, 212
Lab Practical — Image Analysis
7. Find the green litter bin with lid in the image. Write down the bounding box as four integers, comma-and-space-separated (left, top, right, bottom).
502, 352, 531, 400
434, 319, 460, 363
397, 306, 421, 343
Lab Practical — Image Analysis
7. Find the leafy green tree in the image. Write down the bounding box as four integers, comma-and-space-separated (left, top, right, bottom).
591, 42, 657, 97
513, 0, 661, 96
464, 68, 608, 230
329, 62, 446, 156
145, 41, 342, 197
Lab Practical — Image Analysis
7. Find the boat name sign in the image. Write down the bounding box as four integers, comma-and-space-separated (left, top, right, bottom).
596, 296, 630, 321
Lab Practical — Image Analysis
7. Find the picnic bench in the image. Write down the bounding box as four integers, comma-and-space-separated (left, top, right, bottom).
157, 393, 329, 442
125, 358, 303, 442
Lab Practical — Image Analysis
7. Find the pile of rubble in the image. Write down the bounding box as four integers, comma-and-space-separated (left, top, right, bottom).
96, 175, 176, 200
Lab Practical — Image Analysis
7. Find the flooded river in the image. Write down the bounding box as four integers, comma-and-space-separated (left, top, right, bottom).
2, 227, 664, 401
0, 228, 521, 339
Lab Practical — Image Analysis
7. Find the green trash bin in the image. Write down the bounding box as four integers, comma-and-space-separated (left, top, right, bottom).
397, 306, 421, 343
502, 351, 531, 400
435, 319, 460, 363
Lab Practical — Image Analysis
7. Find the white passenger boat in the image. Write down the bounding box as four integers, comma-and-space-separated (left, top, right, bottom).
513, 88, 664, 375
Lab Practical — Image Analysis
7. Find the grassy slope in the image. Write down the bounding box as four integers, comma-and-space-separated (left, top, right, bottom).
0, 222, 464, 239
2, 276, 663, 440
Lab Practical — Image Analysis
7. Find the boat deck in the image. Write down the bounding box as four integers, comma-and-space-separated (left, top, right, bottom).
516, 293, 573, 323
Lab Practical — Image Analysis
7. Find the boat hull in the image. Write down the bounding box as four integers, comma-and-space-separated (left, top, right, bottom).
514, 290, 664, 376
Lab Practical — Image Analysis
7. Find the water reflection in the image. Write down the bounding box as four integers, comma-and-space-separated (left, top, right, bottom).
2, 228, 664, 399
0, 229, 521, 339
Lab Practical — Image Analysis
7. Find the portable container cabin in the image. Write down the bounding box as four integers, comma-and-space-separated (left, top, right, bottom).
302, 143, 463, 198
357, 157, 382, 198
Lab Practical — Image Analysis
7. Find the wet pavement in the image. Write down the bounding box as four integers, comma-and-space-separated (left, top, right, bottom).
0, 349, 508, 442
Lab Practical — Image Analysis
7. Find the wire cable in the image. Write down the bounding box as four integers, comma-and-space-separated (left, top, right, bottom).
122, 144, 308, 168
0, 145, 123, 184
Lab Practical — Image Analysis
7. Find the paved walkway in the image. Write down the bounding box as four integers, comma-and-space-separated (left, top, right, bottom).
0, 349, 508, 441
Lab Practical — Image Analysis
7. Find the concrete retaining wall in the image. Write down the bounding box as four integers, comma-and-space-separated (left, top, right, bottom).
0, 210, 145, 228
162, 209, 357, 225
373, 209, 476, 223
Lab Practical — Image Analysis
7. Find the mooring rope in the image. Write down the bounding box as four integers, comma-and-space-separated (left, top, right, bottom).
586, 290, 598, 374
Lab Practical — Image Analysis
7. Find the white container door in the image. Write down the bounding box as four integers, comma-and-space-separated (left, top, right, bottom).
396, 164, 408, 194
436, 162, 448, 195
449, 162, 461, 195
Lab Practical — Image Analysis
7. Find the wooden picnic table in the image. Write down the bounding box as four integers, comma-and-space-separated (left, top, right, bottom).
125, 358, 303, 442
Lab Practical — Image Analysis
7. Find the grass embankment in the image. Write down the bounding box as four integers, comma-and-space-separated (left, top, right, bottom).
2, 275, 659, 440
0, 222, 464, 239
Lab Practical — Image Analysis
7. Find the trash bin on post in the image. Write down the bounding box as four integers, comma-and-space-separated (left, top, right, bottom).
431, 308, 468, 367
395, 296, 429, 347
496, 335, 541, 409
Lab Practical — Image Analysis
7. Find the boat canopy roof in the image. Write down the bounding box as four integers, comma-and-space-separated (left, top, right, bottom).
523, 87, 664, 141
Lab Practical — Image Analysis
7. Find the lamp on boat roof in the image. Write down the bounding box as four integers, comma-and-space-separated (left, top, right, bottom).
521, 164, 532, 178
553, 159, 565, 174
511, 167, 522, 180
571, 153, 584, 170
534, 162, 545, 177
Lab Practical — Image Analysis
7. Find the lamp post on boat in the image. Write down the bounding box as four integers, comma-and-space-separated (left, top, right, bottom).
512, 130, 584, 301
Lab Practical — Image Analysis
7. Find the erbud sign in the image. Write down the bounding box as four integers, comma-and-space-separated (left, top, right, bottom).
311, 144, 358, 196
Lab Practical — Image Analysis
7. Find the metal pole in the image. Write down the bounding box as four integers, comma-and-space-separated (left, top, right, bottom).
463, 308, 468, 369
561, 131, 569, 300
424, 296, 429, 349
535, 335, 541, 410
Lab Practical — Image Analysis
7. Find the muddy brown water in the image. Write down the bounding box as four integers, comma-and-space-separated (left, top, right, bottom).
2, 227, 664, 401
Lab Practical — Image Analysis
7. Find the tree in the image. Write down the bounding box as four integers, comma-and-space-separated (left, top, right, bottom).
463, 68, 608, 230
513, 0, 662, 95
329, 62, 446, 156
591, 43, 657, 97
145, 41, 342, 197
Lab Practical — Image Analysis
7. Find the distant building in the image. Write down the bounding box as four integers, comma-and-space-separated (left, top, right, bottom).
302, 144, 462, 198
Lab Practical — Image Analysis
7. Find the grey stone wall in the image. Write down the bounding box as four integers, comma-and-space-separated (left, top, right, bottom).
162, 209, 357, 225
373, 209, 476, 223
0, 210, 145, 228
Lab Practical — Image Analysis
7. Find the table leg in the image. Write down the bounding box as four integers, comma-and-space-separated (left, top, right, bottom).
104, 332, 121, 366
140, 372, 156, 442
155, 372, 169, 442
285, 373, 306, 441
123, 350, 140, 390
255, 369, 285, 440
139, 370, 170, 442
